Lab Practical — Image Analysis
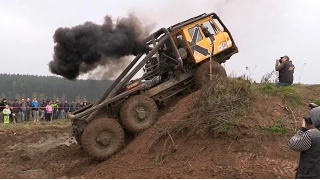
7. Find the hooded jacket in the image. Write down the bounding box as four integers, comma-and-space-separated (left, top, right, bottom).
289, 106, 320, 178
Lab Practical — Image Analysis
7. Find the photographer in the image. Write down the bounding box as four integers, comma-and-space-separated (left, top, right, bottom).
275, 55, 295, 88
289, 106, 320, 178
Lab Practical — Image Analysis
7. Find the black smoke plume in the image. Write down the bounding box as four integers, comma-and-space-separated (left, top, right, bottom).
49, 14, 152, 80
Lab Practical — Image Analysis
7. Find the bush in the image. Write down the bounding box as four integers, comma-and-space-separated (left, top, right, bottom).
149, 77, 252, 148
263, 119, 288, 135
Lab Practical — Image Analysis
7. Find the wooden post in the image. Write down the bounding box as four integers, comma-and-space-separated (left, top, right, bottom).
210, 43, 213, 80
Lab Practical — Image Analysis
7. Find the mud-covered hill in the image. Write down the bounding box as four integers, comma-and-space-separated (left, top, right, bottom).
0, 81, 319, 179
81, 82, 320, 179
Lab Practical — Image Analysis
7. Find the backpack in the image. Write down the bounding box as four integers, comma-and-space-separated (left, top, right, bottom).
46, 105, 53, 113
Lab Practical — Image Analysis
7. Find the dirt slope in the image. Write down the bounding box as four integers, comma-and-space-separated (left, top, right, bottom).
0, 84, 319, 179
80, 84, 320, 179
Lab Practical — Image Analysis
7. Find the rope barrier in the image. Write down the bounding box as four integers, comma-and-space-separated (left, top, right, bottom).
0, 106, 79, 109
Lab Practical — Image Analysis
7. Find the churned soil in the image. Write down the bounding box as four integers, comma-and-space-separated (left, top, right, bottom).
0, 84, 319, 179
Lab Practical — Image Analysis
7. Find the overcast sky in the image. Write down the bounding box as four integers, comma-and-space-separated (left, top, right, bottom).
0, 0, 319, 84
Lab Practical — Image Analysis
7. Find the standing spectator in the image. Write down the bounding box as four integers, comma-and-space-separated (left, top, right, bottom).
40, 100, 47, 120
6, 100, 13, 122
63, 101, 70, 119
57, 100, 63, 119
2, 105, 11, 124
11, 99, 20, 123
20, 99, 26, 122
0, 98, 8, 123
25, 98, 32, 121
50, 101, 58, 120
31, 97, 39, 122
69, 101, 75, 113
82, 100, 88, 107
45, 101, 53, 121
75, 101, 82, 110
275, 55, 295, 88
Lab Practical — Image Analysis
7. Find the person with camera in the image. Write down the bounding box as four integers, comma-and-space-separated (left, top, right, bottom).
275, 55, 295, 88
289, 106, 320, 178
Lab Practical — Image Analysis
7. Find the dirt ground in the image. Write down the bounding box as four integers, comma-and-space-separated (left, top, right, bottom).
0, 84, 319, 179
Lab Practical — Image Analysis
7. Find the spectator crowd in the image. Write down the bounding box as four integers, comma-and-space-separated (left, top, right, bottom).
0, 97, 90, 123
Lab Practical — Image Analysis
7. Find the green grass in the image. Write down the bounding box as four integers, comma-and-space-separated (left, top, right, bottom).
312, 99, 320, 106
260, 83, 276, 94
259, 84, 303, 106
263, 119, 289, 135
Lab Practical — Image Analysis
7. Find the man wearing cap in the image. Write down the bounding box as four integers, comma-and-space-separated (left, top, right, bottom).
275, 55, 295, 88
289, 106, 320, 178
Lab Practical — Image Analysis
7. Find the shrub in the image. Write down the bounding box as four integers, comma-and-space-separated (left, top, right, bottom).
149, 77, 252, 148
263, 119, 288, 135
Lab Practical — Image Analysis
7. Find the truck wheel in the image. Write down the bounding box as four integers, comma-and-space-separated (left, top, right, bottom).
75, 134, 82, 146
194, 60, 227, 88
72, 120, 88, 146
81, 118, 125, 160
120, 95, 159, 134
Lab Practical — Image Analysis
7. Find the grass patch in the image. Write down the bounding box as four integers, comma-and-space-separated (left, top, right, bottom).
260, 83, 277, 95
262, 119, 289, 135
259, 84, 303, 106
312, 99, 320, 106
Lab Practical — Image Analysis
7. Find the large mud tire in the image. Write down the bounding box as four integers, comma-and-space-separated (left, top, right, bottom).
81, 118, 125, 160
72, 120, 88, 147
120, 95, 159, 134
194, 60, 227, 88
75, 135, 82, 146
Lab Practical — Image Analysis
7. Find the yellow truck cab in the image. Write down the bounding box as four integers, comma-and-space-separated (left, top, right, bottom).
169, 13, 238, 65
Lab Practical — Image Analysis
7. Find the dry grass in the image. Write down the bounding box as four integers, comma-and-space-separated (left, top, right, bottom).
148, 77, 252, 150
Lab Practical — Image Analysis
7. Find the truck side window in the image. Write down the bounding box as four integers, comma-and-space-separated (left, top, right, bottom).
202, 21, 217, 35
200, 24, 211, 37
176, 33, 186, 48
212, 19, 224, 32
188, 27, 203, 42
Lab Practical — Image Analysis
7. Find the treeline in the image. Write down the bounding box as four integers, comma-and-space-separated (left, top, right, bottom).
0, 73, 113, 102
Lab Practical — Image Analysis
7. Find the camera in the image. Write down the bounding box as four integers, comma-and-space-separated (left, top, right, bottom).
303, 103, 319, 125
303, 115, 312, 125
279, 57, 283, 63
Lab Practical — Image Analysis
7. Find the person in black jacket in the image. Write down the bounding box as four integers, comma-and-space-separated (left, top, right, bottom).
63, 101, 70, 119
69, 101, 75, 113
275, 55, 295, 88
11, 99, 21, 123
40, 100, 47, 120
289, 106, 320, 178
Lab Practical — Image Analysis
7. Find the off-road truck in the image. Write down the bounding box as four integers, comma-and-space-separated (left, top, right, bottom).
69, 12, 238, 160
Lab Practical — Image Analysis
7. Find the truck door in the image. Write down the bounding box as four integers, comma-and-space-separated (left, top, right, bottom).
183, 26, 211, 63
211, 18, 233, 54
199, 20, 231, 56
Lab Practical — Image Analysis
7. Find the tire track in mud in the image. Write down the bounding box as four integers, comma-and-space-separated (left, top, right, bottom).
0, 126, 95, 179
234, 151, 297, 178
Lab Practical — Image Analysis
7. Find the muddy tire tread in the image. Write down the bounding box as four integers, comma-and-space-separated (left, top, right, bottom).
120, 95, 159, 134
194, 60, 227, 88
81, 118, 125, 160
